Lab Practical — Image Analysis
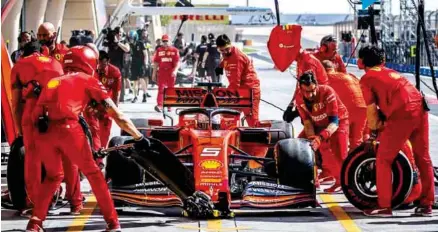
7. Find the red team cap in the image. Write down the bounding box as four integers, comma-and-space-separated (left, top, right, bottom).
63, 46, 98, 76
162, 34, 170, 41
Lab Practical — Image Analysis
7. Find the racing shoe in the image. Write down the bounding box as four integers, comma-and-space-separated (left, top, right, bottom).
105, 221, 121, 232
413, 206, 433, 217
146, 92, 152, 98
142, 94, 147, 103
70, 204, 83, 215
323, 183, 342, 193
318, 171, 335, 185
26, 218, 44, 232
154, 105, 162, 112
363, 208, 393, 217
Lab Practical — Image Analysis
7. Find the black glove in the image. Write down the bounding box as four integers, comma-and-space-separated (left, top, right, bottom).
133, 136, 151, 152
282, 106, 300, 123
215, 67, 224, 76
364, 130, 378, 153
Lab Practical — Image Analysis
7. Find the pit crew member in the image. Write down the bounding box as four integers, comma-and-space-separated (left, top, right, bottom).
37, 22, 69, 63
358, 45, 435, 217
313, 35, 347, 73
10, 41, 82, 213
215, 34, 261, 127
322, 60, 367, 150
296, 71, 349, 193
97, 50, 122, 147
26, 46, 149, 231
282, 48, 332, 183
283, 49, 329, 122
152, 34, 180, 112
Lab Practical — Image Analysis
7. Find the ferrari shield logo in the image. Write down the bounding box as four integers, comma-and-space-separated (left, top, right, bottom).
102, 77, 107, 84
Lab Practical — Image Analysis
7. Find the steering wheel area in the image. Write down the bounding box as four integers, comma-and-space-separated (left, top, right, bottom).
178, 108, 242, 130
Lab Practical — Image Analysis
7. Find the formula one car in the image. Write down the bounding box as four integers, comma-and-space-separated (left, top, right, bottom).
104, 83, 317, 217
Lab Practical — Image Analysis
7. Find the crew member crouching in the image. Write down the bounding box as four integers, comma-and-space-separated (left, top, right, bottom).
295, 71, 349, 193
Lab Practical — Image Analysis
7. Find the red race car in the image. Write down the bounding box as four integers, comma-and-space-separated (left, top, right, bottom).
104, 83, 318, 218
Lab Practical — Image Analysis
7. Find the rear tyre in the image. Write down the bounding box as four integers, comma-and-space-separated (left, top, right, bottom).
341, 144, 413, 210
275, 138, 315, 192
6, 137, 27, 210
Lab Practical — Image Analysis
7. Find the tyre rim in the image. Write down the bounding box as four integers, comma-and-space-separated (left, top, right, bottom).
354, 158, 379, 198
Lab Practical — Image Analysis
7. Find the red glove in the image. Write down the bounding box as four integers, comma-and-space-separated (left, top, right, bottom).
308, 135, 322, 151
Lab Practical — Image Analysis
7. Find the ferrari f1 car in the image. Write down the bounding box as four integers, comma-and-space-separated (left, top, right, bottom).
104, 83, 318, 217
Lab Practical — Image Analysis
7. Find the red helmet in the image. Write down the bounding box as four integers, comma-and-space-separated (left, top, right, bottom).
63, 45, 98, 75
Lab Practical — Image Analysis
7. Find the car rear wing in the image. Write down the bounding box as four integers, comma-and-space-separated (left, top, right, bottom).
163, 87, 253, 109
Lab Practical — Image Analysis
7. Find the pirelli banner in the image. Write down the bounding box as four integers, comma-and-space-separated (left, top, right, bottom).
171, 15, 229, 24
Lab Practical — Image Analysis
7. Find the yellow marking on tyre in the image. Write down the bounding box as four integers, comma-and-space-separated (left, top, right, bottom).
320, 194, 361, 232
67, 195, 97, 231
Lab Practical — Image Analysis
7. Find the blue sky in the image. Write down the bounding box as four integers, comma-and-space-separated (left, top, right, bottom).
191, 0, 438, 14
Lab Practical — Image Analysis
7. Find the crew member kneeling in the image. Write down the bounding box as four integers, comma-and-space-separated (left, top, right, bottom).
215, 34, 261, 127
358, 45, 435, 217
296, 72, 349, 193
26, 46, 150, 231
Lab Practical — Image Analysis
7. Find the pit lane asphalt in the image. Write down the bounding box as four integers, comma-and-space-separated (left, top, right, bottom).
2, 56, 438, 232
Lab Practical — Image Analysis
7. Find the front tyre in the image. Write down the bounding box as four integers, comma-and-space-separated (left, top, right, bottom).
341, 144, 413, 210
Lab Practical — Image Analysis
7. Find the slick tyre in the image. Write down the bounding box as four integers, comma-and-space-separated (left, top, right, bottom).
275, 138, 315, 192
6, 137, 27, 210
105, 136, 145, 187
341, 144, 413, 210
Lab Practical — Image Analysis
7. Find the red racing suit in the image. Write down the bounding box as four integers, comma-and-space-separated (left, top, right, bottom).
313, 52, 347, 73
41, 44, 69, 63
10, 53, 82, 206
97, 64, 122, 147
293, 51, 333, 175
296, 51, 329, 85
30, 72, 118, 223
153, 46, 180, 107
360, 66, 435, 208
296, 85, 349, 184
219, 46, 261, 127
326, 69, 367, 149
